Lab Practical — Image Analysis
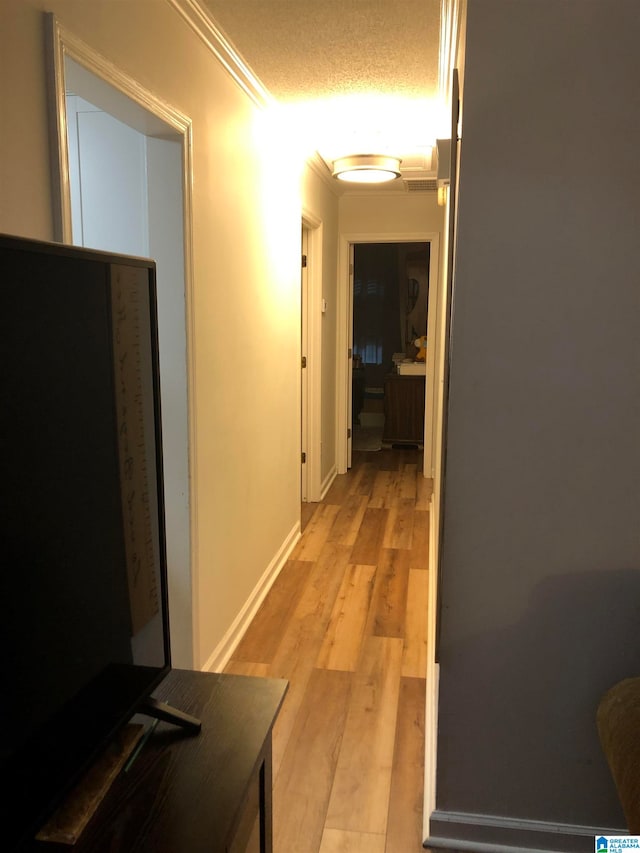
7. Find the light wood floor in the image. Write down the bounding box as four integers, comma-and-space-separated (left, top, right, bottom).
225, 445, 433, 853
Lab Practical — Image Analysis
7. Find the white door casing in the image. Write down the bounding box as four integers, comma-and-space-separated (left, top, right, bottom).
45, 14, 198, 669
301, 225, 309, 502
337, 232, 440, 475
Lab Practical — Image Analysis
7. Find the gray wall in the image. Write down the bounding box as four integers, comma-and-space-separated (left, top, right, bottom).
431, 2, 640, 850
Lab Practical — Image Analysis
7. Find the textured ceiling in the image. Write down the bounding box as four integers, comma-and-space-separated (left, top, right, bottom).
202, 0, 441, 103
201, 0, 444, 184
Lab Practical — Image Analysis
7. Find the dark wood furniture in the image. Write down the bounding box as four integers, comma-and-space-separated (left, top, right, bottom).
29, 669, 288, 853
383, 373, 426, 446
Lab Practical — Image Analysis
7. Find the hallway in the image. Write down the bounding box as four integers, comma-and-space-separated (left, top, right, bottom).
224, 446, 432, 853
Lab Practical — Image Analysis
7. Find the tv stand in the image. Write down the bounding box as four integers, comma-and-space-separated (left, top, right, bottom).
140, 695, 202, 732
28, 669, 287, 853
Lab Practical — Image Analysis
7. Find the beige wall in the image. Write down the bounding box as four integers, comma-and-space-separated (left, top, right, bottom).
339, 190, 443, 235
0, 0, 306, 669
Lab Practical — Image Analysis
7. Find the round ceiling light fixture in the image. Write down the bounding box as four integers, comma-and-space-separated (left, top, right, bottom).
331, 154, 402, 184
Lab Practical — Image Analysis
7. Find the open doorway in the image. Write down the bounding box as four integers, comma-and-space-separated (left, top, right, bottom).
337, 231, 439, 474
352, 242, 430, 453
46, 17, 196, 668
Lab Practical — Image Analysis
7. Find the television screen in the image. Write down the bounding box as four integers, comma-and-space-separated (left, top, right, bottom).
0, 233, 171, 849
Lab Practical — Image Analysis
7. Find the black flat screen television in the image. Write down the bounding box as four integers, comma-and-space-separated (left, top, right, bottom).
0, 233, 197, 850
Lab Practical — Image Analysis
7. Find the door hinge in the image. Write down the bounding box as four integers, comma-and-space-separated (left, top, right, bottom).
302, 254, 307, 268
347, 428, 351, 439
348, 348, 352, 359
301, 356, 307, 368
301, 451, 306, 463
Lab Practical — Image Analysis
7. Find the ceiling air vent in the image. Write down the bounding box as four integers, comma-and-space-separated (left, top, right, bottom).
403, 178, 437, 192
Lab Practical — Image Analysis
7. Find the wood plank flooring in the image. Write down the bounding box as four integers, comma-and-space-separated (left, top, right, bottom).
224, 446, 432, 853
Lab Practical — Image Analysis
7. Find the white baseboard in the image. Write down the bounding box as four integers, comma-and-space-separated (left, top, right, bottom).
425, 811, 627, 853
201, 521, 301, 673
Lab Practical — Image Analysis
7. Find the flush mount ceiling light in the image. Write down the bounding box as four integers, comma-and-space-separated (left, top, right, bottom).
332, 154, 402, 184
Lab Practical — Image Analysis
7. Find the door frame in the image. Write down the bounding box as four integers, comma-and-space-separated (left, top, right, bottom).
45, 14, 199, 667
337, 231, 440, 474
301, 225, 309, 503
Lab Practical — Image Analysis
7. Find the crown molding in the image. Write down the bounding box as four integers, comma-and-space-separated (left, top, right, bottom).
166, 0, 274, 109
438, 0, 463, 105
167, 1, 342, 195
305, 151, 342, 196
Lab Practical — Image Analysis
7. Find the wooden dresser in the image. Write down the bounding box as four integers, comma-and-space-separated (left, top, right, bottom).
383, 374, 426, 446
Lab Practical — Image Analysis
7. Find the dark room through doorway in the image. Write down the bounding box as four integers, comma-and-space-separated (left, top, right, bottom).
352, 242, 430, 452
